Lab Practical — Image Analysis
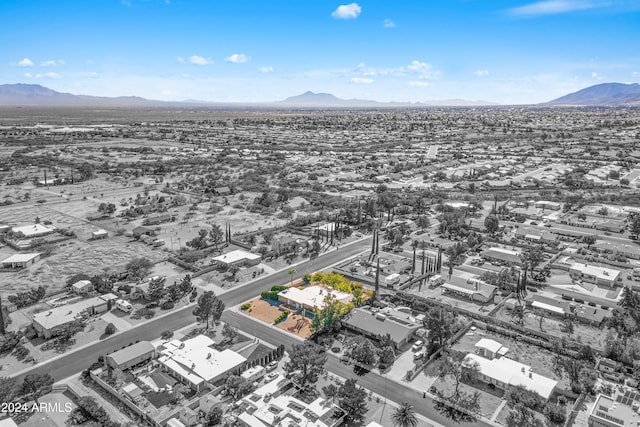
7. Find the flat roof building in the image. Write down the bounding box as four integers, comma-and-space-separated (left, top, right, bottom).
588, 390, 640, 427
32, 294, 116, 339
107, 341, 155, 370
211, 249, 261, 267
463, 338, 558, 401
1, 253, 41, 269
344, 307, 421, 348
278, 285, 352, 312
158, 335, 246, 391
237, 374, 344, 427
10, 223, 55, 238
482, 247, 522, 266
569, 263, 621, 287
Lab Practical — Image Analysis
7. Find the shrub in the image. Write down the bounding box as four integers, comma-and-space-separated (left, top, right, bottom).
160, 300, 174, 310
105, 323, 117, 335
161, 330, 174, 340
117, 284, 132, 294
261, 291, 279, 301
12, 344, 30, 361
132, 308, 155, 320
270, 285, 288, 292
274, 310, 289, 324
241, 303, 251, 311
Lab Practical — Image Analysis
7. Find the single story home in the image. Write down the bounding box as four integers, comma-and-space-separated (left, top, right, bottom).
158, 335, 246, 391
211, 249, 261, 268
132, 226, 155, 237
482, 247, 522, 266
71, 280, 94, 294
107, 341, 155, 370
277, 285, 353, 312
237, 374, 345, 427
441, 278, 497, 304
1, 253, 41, 270
463, 340, 558, 401
10, 223, 55, 238
343, 307, 421, 348
32, 294, 117, 339
568, 263, 621, 287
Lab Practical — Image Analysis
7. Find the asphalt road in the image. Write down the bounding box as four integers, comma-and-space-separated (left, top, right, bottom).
224, 311, 490, 427
11, 237, 373, 383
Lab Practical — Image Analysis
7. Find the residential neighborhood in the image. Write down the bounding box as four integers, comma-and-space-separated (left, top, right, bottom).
1, 104, 640, 427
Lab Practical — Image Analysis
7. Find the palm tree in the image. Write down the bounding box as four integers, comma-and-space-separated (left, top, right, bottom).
392, 402, 418, 427
288, 268, 296, 287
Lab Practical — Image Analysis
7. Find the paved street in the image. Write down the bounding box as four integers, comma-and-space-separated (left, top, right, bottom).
11, 237, 372, 383
225, 310, 491, 427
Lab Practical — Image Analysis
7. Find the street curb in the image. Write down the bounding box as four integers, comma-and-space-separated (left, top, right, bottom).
9, 237, 371, 378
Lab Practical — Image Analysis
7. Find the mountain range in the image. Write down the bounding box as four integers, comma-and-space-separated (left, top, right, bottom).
547, 83, 640, 107
1, 82, 639, 108
0, 84, 496, 108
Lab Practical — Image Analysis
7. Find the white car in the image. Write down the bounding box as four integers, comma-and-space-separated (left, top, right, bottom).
414, 349, 426, 360
265, 372, 278, 382
266, 361, 278, 372
411, 341, 424, 352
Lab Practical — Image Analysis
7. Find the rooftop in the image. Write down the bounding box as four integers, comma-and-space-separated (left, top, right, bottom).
212, 249, 261, 265
278, 285, 352, 309
569, 263, 621, 281
1, 253, 40, 264
464, 352, 558, 400
159, 335, 246, 386
11, 223, 55, 237
32, 295, 112, 330
590, 391, 640, 427
108, 341, 154, 366
344, 307, 421, 345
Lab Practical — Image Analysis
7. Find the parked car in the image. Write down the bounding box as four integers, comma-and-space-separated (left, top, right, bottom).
266, 361, 278, 372
414, 350, 426, 360
411, 340, 424, 352
265, 372, 278, 382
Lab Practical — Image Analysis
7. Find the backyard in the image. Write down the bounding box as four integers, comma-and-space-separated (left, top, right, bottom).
239, 298, 313, 338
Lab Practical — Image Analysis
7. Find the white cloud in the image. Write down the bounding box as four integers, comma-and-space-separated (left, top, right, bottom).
41, 59, 64, 67
176, 56, 185, 63
350, 77, 374, 84
225, 54, 250, 63
17, 58, 34, 67
259, 66, 274, 73
474, 69, 490, 77
632, 71, 640, 77
332, 3, 362, 19
189, 55, 213, 65
24, 73, 32, 78
507, 0, 604, 17
406, 60, 438, 79
36, 72, 62, 79
408, 81, 429, 87
591, 71, 603, 80
383, 19, 396, 28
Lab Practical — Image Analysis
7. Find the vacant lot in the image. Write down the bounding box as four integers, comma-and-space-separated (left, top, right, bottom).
0, 236, 165, 297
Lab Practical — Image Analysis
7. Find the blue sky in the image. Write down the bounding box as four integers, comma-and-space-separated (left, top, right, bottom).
1, 0, 639, 104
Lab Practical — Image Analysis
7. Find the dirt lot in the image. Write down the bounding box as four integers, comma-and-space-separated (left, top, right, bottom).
0, 235, 166, 297
493, 304, 607, 351
240, 299, 313, 338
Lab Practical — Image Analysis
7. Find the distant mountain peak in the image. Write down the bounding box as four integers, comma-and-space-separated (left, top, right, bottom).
0, 83, 499, 108
547, 82, 640, 106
